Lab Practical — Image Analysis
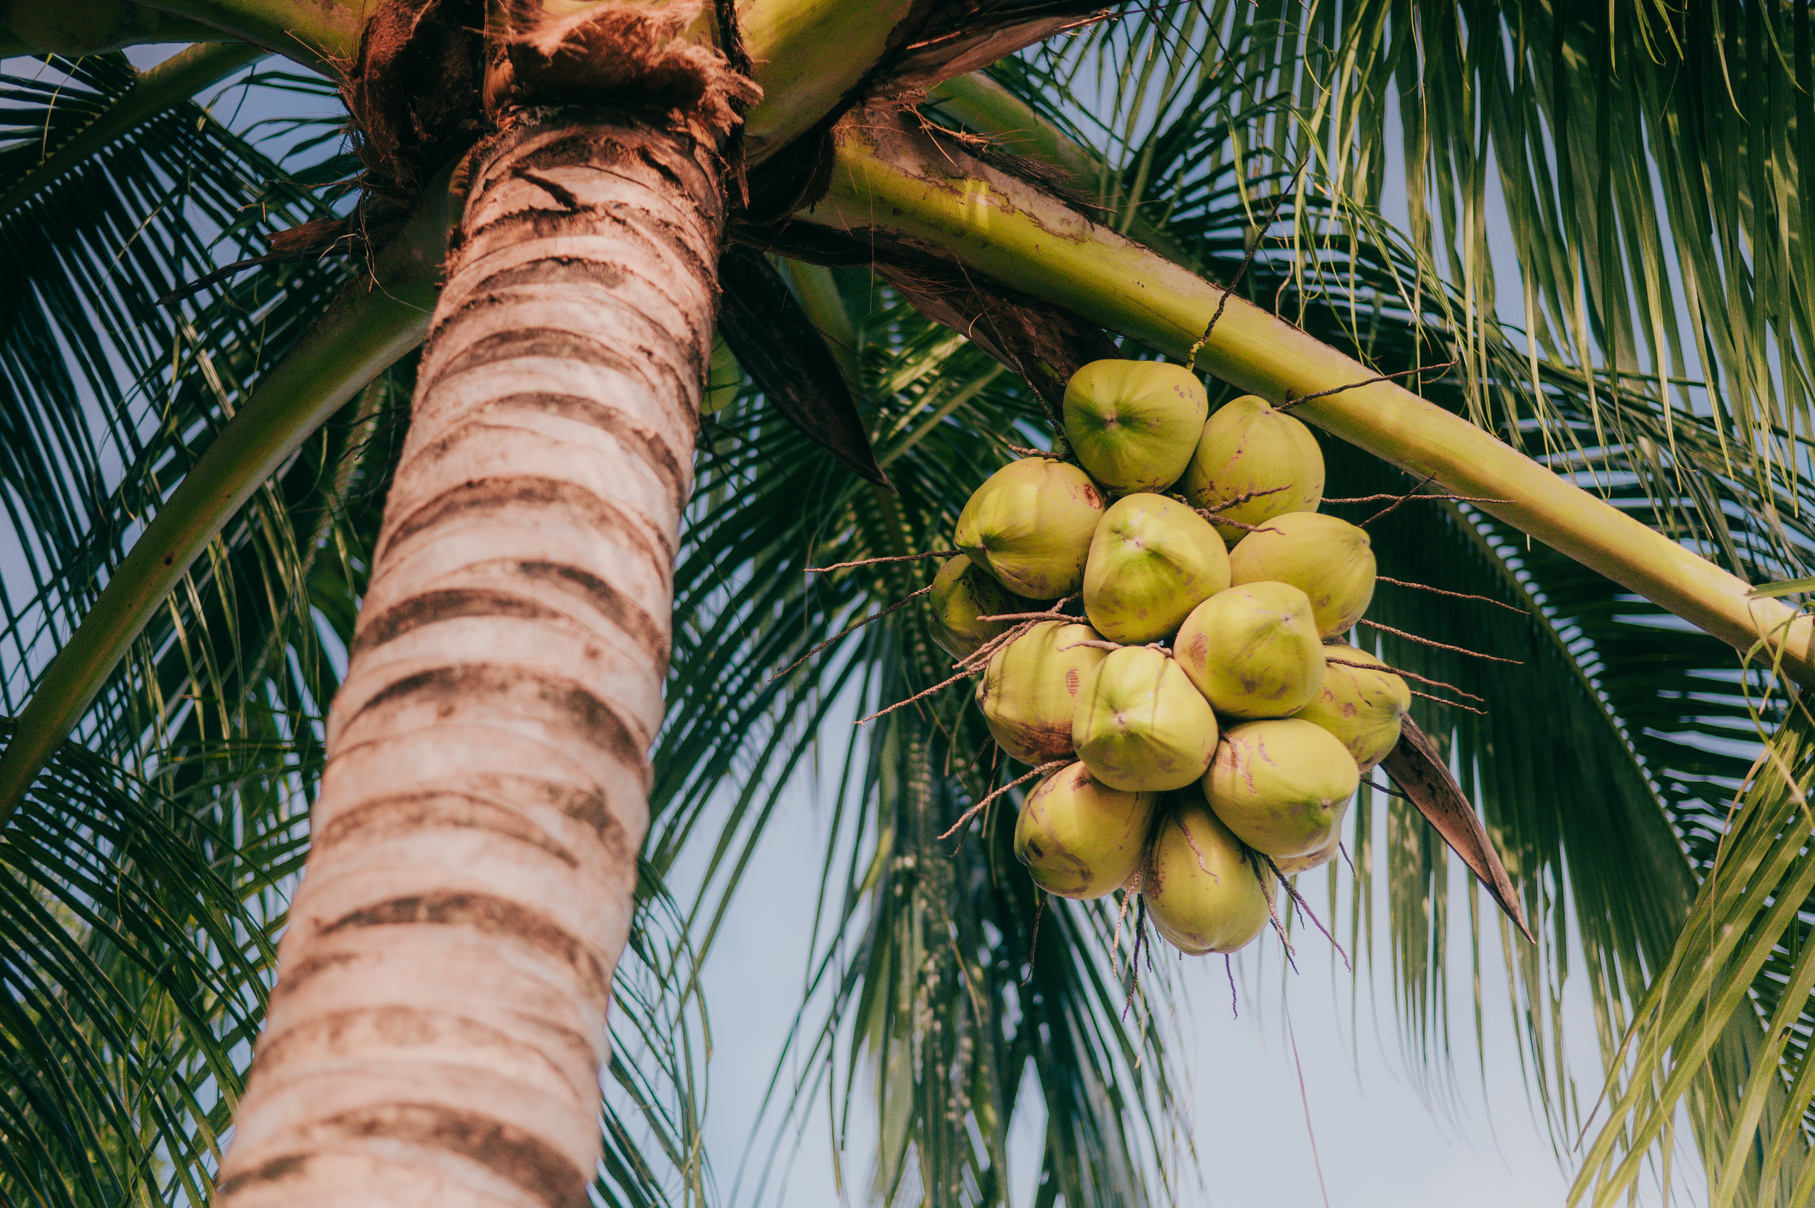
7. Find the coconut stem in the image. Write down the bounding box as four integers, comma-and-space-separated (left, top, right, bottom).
771, 584, 933, 680
1323, 492, 1515, 505
1356, 618, 1522, 664
1276, 359, 1458, 412
1409, 688, 1488, 714
806, 549, 958, 573
1374, 575, 1527, 614
1224, 954, 1239, 1019
1197, 484, 1289, 514
1262, 853, 1351, 972
1001, 442, 1063, 459
937, 758, 1066, 841
1020, 889, 1046, 986
1185, 161, 1303, 372
1359, 472, 1441, 526
1324, 656, 1485, 703
973, 607, 1077, 623
856, 666, 975, 725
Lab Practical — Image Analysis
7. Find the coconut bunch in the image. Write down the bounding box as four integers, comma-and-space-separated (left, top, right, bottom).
927, 359, 1413, 958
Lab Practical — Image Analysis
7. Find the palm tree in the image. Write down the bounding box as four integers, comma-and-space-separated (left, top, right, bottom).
5, 1, 1815, 1205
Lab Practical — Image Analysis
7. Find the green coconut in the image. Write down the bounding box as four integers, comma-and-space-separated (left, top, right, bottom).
1173, 582, 1324, 719
1062, 359, 1208, 494
1013, 762, 1157, 899
977, 620, 1108, 764
1226, 511, 1376, 637
1202, 718, 1359, 859
1144, 796, 1273, 955
1072, 646, 1219, 791
1293, 643, 1411, 771
1082, 493, 1230, 644
927, 555, 1033, 661
1273, 830, 1341, 876
955, 459, 1106, 599
1180, 395, 1326, 543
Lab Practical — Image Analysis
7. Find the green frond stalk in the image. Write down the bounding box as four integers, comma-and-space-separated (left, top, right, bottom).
137, 0, 367, 68
802, 111, 1815, 685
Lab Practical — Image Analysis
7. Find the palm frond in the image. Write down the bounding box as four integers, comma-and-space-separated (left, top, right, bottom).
0, 719, 288, 1208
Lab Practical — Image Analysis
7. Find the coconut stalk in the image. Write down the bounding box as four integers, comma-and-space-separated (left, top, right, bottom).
795, 107, 1815, 687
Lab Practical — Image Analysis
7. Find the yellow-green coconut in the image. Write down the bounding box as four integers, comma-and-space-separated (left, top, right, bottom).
977, 620, 1107, 764
927, 555, 1034, 661
1082, 493, 1230, 644
1180, 395, 1325, 543
955, 459, 1105, 599
1072, 646, 1219, 791
1013, 761, 1157, 899
1274, 830, 1341, 876
1202, 718, 1359, 859
1293, 643, 1411, 771
1144, 797, 1274, 955
1062, 359, 1208, 494
1227, 511, 1376, 637
1173, 582, 1324, 719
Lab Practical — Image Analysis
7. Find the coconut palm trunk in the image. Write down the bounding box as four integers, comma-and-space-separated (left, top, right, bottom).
214, 113, 723, 1205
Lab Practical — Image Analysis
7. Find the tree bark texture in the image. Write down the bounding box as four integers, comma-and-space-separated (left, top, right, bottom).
215, 116, 722, 1208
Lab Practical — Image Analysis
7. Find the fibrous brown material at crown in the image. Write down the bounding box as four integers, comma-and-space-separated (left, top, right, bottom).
494, 0, 760, 141
342, 0, 489, 202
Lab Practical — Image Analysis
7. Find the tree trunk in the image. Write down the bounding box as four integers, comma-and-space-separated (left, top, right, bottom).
215, 114, 722, 1207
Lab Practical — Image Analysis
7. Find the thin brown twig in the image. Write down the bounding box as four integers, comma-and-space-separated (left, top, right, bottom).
1275, 359, 1459, 412
1359, 472, 1439, 527
939, 759, 1067, 841
1187, 159, 1305, 372
1197, 484, 1289, 514
1021, 890, 1046, 986
1002, 442, 1062, 459
1225, 954, 1239, 1019
1338, 841, 1355, 877
1323, 492, 1515, 505
857, 663, 982, 726
1410, 689, 1488, 714
1285, 1000, 1335, 1208
1260, 863, 1298, 973
1061, 639, 1123, 652
806, 549, 957, 573
1357, 618, 1523, 664
974, 606, 1076, 624
1325, 657, 1485, 703
1186, 507, 1281, 534
771, 585, 933, 680
1375, 575, 1527, 614
955, 621, 1030, 670
1262, 853, 1351, 971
